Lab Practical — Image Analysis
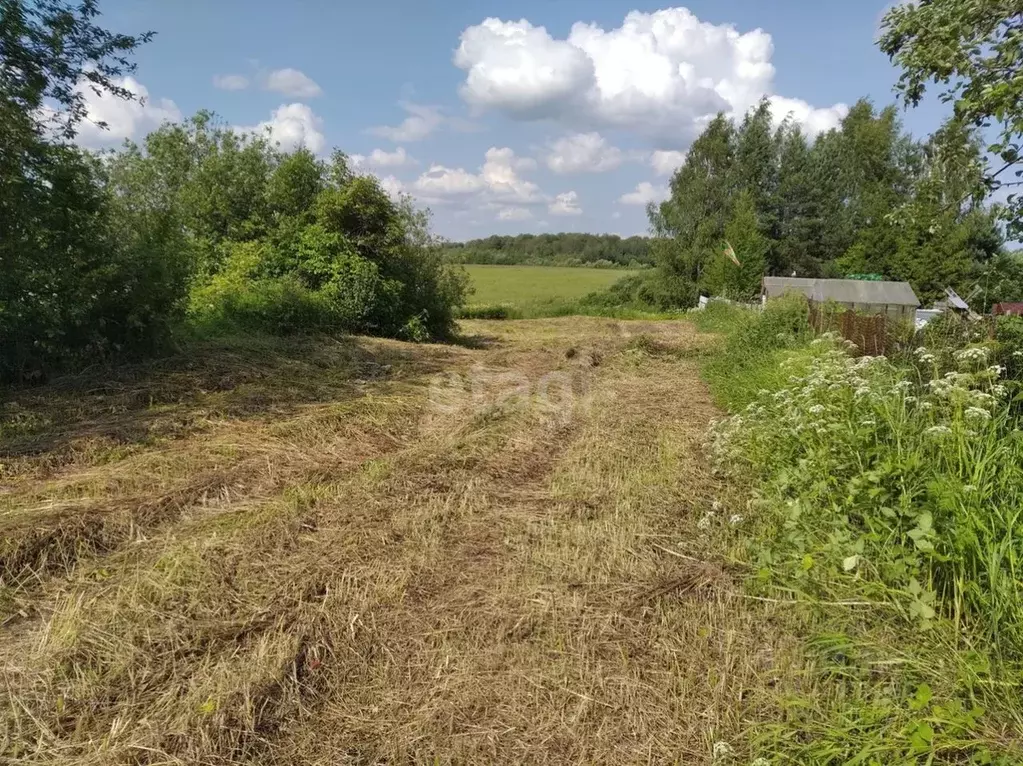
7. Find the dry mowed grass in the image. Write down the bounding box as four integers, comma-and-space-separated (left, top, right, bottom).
1, 319, 798, 765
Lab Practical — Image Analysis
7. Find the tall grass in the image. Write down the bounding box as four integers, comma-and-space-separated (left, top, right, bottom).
699, 303, 1023, 763
693, 296, 813, 410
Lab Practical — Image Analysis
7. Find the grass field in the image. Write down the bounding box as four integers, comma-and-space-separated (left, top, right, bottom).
0, 318, 810, 764
462, 264, 636, 308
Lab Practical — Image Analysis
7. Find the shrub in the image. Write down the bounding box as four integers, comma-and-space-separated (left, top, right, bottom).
994, 315, 1023, 381
698, 294, 812, 409
189, 275, 335, 335
457, 304, 520, 320
1, 147, 193, 382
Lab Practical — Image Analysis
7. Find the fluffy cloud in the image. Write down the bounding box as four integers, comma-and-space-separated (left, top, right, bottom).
351, 146, 417, 169
480, 147, 541, 202
371, 102, 445, 142
412, 146, 542, 205
650, 149, 687, 175
497, 206, 532, 221
549, 191, 582, 216
376, 175, 406, 200
264, 68, 322, 98
242, 103, 326, 153
619, 181, 667, 206
414, 165, 485, 196
546, 132, 623, 173
454, 8, 847, 145
68, 76, 181, 147
213, 74, 249, 91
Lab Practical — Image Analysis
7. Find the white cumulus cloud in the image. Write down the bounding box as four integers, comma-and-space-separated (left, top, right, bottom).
414, 165, 485, 196
351, 146, 417, 169
650, 149, 687, 175
68, 76, 181, 147
497, 206, 532, 221
213, 74, 249, 91
619, 181, 667, 206
242, 103, 326, 153
546, 132, 623, 174
411, 146, 542, 206
549, 191, 582, 216
376, 175, 406, 200
263, 68, 322, 98
371, 102, 445, 142
454, 8, 847, 146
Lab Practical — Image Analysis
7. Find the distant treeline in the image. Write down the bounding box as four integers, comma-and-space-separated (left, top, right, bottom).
438, 234, 653, 268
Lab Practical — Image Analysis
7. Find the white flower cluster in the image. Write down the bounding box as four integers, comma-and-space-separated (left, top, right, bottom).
954, 345, 990, 366
711, 338, 1010, 486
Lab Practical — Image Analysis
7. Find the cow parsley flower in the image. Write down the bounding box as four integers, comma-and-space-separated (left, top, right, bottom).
966, 406, 991, 422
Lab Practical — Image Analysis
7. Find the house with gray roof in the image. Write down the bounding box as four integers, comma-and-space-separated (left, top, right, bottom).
762, 277, 920, 322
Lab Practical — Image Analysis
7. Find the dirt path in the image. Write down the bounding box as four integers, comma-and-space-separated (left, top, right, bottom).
1, 319, 791, 764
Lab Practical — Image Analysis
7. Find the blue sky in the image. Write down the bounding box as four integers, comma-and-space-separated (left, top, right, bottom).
83, 1, 944, 240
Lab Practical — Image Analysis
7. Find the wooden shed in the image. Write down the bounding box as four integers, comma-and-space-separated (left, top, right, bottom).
762, 277, 920, 322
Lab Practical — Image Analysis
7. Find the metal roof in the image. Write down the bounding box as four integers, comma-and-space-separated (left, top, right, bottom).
762, 277, 919, 307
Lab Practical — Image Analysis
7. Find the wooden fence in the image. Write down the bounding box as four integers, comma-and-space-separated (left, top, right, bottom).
808, 301, 888, 356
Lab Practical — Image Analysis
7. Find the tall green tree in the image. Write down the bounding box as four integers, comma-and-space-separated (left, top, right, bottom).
701, 190, 770, 300
880, 0, 1023, 236
651, 113, 736, 292
1, 0, 160, 380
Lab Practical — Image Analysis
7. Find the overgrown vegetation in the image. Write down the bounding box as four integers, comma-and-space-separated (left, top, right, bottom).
438, 232, 652, 268
0, 1, 465, 384
697, 299, 1023, 762
641, 98, 1018, 309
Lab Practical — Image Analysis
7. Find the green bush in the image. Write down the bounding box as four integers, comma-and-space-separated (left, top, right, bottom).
698, 295, 812, 409
994, 315, 1023, 381
1, 147, 193, 382
457, 304, 521, 320
189, 275, 335, 335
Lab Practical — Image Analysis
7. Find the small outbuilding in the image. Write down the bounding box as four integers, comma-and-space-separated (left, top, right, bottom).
762, 277, 920, 322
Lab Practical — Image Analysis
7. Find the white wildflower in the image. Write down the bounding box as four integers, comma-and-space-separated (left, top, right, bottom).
970, 390, 996, 407
808, 404, 825, 415
729, 514, 744, 526
713, 741, 734, 760
919, 401, 933, 411
965, 406, 992, 422
925, 425, 952, 436
989, 364, 1006, 377
914, 346, 930, 357
750, 760, 771, 766
954, 346, 989, 364
894, 380, 913, 391
994, 384, 1007, 398
697, 513, 715, 530
712, 500, 722, 512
